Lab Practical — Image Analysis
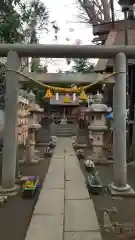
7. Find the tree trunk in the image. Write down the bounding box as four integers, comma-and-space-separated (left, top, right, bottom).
101, 0, 110, 22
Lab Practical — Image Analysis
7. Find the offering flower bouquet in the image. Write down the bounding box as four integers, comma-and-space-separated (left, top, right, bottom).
22, 176, 40, 197
23, 180, 36, 189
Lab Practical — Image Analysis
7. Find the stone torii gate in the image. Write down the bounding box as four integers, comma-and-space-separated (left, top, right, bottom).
0, 44, 135, 196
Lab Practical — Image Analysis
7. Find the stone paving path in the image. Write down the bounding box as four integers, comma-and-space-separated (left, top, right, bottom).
25, 138, 102, 240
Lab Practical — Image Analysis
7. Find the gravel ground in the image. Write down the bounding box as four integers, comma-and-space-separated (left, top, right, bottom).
78, 148, 135, 240
1, 132, 135, 240
0, 133, 50, 240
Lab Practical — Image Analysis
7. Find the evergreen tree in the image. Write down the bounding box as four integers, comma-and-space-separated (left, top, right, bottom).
0, 0, 49, 104
0, 0, 23, 43
72, 58, 95, 73
20, 0, 49, 44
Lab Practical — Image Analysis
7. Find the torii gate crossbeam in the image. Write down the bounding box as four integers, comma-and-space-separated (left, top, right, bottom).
0, 44, 135, 58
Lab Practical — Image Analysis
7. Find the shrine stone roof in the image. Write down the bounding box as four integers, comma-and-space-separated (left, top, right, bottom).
108, 29, 135, 67
95, 29, 135, 72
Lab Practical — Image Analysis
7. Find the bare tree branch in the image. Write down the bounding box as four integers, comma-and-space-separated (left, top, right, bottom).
77, 0, 111, 24
100, 0, 111, 21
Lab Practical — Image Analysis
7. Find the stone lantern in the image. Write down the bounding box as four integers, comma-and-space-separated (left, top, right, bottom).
26, 91, 42, 164
86, 92, 111, 164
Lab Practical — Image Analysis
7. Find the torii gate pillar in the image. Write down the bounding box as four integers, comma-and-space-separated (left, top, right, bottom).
109, 52, 135, 196
0, 51, 20, 193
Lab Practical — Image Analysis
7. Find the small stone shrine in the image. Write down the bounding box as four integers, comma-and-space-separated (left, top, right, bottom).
86, 92, 111, 163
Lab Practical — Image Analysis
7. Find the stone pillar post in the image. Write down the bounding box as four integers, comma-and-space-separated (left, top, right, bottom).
16, 146, 21, 179
26, 107, 41, 164
75, 103, 89, 148
110, 52, 135, 196
44, 98, 52, 144
36, 98, 52, 146
1, 51, 20, 192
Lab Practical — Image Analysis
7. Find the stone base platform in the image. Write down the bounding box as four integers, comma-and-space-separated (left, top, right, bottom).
87, 155, 113, 165
109, 184, 135, 197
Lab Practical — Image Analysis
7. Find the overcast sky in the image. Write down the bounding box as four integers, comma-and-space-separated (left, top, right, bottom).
40, 0, 121, 72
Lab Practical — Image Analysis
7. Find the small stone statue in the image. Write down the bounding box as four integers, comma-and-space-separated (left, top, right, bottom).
27, 91, 36, 105
60, 118, 67, 124
76, 149, 85, 159
44, 146, 52, 157
84, 159, 95, 171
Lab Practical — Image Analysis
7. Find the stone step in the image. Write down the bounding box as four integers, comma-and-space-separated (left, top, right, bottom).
55, 130, 73, 132
55, 133, 73, 136
55, 131, 73, 134
51, 125, 76, 136
51, 125, 76, 130
51, 129, 74, 132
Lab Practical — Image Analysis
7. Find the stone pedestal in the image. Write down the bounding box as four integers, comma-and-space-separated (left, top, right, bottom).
37, 97, 54, 146
26, 124, 40, 164
26, 124, 41, 164
74, 121, 89, 149
88, 129, 111, 164
36, 116, 52, 146
76, 127, 88, 146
